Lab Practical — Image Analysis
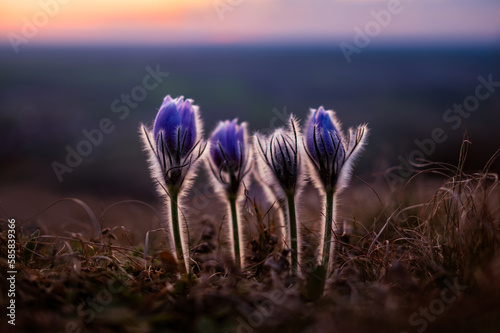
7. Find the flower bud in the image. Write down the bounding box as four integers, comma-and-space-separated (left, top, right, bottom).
141, 95, 205, 192
208, 118, 251, 197
304, 106, 368, 192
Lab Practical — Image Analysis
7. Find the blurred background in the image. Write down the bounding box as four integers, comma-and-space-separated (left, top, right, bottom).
1, 0, 499, 232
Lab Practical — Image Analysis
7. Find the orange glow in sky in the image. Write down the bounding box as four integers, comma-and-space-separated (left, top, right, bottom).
1, 0, 198, 26
1, 0, 208, 43
1, 0, 499, 45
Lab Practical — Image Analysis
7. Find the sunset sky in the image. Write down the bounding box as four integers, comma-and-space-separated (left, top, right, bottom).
1, 0, 499, 45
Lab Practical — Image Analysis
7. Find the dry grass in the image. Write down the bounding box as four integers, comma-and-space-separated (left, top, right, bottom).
1, 146, 500, 333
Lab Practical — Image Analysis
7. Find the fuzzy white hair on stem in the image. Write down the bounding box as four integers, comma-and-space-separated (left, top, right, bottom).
250, 165, 287, 251
205, 120, 252, 270
138, 96, 206, 274
253, 115, 307, 274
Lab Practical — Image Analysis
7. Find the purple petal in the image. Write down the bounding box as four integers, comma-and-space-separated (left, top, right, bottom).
306, 107, 345, 164
209, 119, 246, 170
306, 109, 319, 161
210, 121, 227, 168
154, 100, 181, 152
161, 95, 174, 107
153, 95, 200, 159
180, 100, 196, 155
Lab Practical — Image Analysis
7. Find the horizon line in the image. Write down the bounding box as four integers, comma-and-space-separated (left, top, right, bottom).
1, 37, 499, 50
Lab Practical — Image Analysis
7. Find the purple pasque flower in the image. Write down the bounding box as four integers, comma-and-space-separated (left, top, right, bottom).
255, 116, 300, 195
304, 106, 368, 192
153, 95, 198, 159
208, 119, 251, 197
141, 95, 205, 192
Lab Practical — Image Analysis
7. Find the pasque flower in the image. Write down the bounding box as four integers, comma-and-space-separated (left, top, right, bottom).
208, 119, 251, 196
304, 106, 368, 274
140, 95, 206, 274
255, 116, 303, 274
207, 119, 251, 269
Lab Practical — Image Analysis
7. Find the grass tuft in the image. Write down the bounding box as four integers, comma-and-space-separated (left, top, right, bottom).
1, 147, 500, 332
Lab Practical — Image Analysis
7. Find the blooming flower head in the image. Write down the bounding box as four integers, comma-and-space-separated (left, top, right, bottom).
141, 95, 205, 192
154, 95, 198, 160
304, 106, 368, 192
255, 116, 301, 195
208, 119, 251, 197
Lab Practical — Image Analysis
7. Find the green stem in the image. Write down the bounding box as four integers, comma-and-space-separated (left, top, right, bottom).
286, 192, 298, 275
322, 190, 335, 272
229, 196, 241, 270
170, 190, 187, 274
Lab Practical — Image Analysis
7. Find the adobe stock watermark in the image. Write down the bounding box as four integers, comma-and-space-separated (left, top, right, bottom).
268, 106, 291, 132
51, 279, 125, 333
6, 219, 17, 326
213, 0, 244, 21
51, 65, 169, 183
340, 0, 411, 64
400, 278, 467, 333
7, 0, 71, 54
230, 289, 286, 333
386, 74, 499, 186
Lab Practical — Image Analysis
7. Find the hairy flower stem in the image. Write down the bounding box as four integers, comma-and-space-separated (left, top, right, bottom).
322, 189, 335, 272
286, 192, 299, 275
170, 190, 187, 274
229, 195, 241, 270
